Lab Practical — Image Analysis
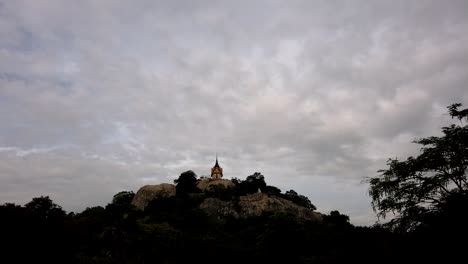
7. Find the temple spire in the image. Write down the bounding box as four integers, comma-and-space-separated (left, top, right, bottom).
211, 153, 223, 179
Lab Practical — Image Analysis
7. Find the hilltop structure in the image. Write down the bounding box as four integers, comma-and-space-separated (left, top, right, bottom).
211, 154, 223, 179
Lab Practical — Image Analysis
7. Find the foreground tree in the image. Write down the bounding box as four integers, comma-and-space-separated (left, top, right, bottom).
368, 103, 468, 231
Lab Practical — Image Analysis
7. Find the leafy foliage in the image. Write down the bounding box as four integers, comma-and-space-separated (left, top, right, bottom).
112, 191, 135, 206
263, 185, 282, 196
237, 172, 267, 195
368, 103, 468, 231
24, 196, 66, 221
174, 170, 201, 194
323, 210, 351, 228
284, 190, 317, 210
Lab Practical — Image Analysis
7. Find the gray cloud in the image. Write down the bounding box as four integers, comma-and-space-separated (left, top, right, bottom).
1, 0, 468, 225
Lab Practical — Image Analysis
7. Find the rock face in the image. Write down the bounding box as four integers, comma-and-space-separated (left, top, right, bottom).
131, 183, 176, 210
199, 193, 322, 221
133, 180, 321, 221
199, 198, 239, 218
238, 193, 321, 221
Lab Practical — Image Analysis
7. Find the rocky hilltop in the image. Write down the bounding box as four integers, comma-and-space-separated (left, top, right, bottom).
131, 183, 176, 209
196, 178, 235, 191
200, 192, 321, 221
132, 179, 322, 221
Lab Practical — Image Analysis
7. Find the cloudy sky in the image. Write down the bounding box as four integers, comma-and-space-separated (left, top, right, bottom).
1, 0, 467, 225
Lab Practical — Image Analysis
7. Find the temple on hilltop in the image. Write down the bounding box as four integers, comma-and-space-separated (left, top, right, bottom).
211, 155, 223, 179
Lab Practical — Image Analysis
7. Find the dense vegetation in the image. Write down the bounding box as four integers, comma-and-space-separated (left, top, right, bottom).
1, 104, 466, 263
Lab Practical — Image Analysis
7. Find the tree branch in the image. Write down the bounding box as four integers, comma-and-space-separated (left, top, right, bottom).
435, 182, 452, 195
447, 174, 464, 190
461, 177, 468, 186
437, 167, 464, 190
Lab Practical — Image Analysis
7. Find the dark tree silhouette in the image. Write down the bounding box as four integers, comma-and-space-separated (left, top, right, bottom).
448, 103, 468, 121
174, 170, 200, 194
368, 103, 468, 231
112, 191, 135, 206
263, 185, 282, 196
239, 172, 267, 194
24, 196, 66, 221
323, 210, 351, 228
285, 190, 317, 210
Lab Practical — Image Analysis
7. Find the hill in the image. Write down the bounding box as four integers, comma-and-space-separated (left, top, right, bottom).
132, 177, 322, 221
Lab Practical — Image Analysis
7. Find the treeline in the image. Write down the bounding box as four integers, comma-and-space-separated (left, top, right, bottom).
1, 194, 388, 264
0, 175, 465, 263
0, 171, 386, 263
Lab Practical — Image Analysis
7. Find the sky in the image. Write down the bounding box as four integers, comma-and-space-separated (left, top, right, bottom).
1, 0, 467, 225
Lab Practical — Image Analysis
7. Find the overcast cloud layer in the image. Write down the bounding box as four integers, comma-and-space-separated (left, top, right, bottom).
1, 0, 467, 225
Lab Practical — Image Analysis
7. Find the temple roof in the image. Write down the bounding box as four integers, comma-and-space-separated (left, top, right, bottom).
213, 156, 221, 168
